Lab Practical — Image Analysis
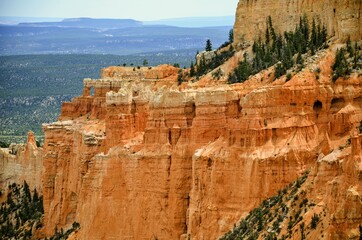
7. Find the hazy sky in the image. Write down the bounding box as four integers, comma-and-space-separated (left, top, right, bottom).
0, 0, 239, 20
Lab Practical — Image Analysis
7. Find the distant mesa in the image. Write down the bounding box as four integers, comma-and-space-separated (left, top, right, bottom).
18, 18, 143, 29
6, 16, 236, 29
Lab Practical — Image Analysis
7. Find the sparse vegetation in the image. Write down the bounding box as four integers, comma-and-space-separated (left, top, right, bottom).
205, 39, 213, 52
332, 38, 361, 82
48, 221, 80, 240
228, 15, 328, 84
218, 29, 234, 50
339, 138, 352, 150
228, 53, 252, 84
332, 48, 350, 81
0, 140, 10, 148
0, 181, 44, 239
0, 181, 80, 240
311, 213, 320, 229
190, 62, 196, 77
220, 171, 312, 240
195, 45, 235, 77
212, 68, 224, 80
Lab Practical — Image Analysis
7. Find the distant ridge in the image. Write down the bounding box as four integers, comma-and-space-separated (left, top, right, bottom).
18, 18, 142, 29
0, 16, 232, 55
0, 16, 235, 28
0, 16, 62, 25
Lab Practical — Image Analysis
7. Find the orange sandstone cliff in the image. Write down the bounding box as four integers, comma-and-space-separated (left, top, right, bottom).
41, 46, 362, 239
0, 131, 43, 191
39, 1, 362, 239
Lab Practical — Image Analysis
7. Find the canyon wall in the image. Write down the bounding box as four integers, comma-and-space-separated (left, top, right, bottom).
306, 134, 362, 239
234, 0, 362, 45
42, 47, 362, 239
0, 131, 43, 191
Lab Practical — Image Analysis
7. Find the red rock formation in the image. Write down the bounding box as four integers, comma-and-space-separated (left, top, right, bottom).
0, 131, 43, 191
40, 1, 362, 239
41, 44, 362, 240
288, 133, 362, 239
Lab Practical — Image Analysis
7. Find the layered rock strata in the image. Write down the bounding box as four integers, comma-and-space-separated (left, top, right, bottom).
42, 49, 362, 239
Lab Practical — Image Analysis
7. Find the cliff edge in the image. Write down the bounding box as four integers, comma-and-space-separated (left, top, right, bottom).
37, 0, 362, 239
41, 46, 362, 239
234, 0, 361, 46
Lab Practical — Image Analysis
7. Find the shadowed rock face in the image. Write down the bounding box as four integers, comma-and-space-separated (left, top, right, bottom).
234, 0, 362, 45
41, 45, 362, 239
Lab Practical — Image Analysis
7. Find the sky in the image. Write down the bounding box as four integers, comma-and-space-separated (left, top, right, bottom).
0, 0, 239, 21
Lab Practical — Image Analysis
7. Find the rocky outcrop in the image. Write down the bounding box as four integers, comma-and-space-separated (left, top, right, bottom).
234, 0, 362, 46
308, 134, 362, 239
0, 131, 43, 191
41, 45, 362, 239
219, 133, 362, 239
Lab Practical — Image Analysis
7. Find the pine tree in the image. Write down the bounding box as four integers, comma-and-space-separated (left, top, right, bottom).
311, 19, 317, 48
33, 188, 38, 202
23, 180, 31, 202
332, 48, 350, 81
264, 49, 272, 67
177, 70, 184, 85
265, 27, 270, 46
275, 34, 283, 59
353, 42, 359, 68
346, 36, 353, 57
235, 53, 252, 82
205, 39, 212, 52
275, 63, 286, 78
228, 29, 234, 43
190, 62, 195, 77
268, 16, 276, 44
296, 52, 303, 65
199, 55, 206, 75
283, 44, 293, 69
321, 24, 328, 46
302, 15, 309, 45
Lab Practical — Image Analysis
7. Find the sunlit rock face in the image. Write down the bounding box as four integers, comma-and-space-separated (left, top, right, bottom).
41, 49, 362, 240
0, 131, 43, 191
1, 0, 361, 238
233, 0, 362, 46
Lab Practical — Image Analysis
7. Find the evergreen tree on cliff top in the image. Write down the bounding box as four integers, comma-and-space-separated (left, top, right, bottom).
205, 39, 212, 51
229, 29, 234, 43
